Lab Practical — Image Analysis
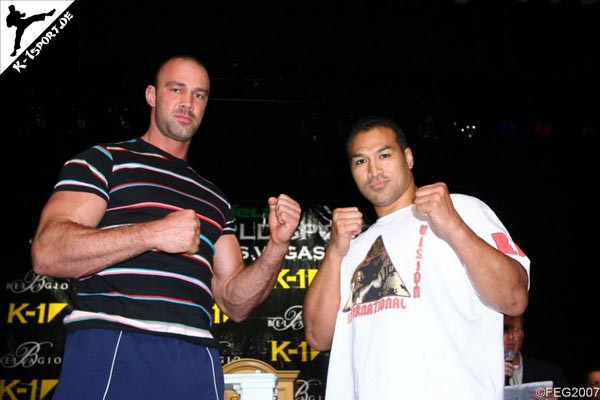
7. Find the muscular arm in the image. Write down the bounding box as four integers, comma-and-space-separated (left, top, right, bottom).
303, 248, 343, 351
303, 207, 362, 351
211, 194, 301, 322
445, 221, 528, 315
31, 191, 201, 278
414, 183, 528, 316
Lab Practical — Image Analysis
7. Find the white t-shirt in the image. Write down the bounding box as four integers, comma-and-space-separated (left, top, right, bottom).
325, 194, 530, 400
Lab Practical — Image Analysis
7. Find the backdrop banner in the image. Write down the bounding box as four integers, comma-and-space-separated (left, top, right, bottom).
2, 202, 333, 400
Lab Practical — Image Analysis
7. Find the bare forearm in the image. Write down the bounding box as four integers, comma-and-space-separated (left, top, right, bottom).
31, 219, 153, 278
448, 225, 528, 315
303, 249, 342, 351
220, 239, 289, 321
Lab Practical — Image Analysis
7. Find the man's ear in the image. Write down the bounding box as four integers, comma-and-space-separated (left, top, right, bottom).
145, 85, 156, 107
405, 147, 414, 169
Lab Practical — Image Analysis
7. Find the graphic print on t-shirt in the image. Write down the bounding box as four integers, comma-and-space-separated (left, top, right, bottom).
342, 235, 410, 312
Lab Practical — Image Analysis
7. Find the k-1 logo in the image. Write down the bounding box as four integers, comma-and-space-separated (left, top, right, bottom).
6, 303, 68, 324
0, 379, 58, 400
270, 341, 319, 363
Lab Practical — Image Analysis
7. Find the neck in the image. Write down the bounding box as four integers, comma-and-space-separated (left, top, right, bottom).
374, 183, 417, 218
141, 130, 189, 160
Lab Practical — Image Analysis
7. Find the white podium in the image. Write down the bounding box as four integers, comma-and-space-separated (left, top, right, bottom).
224, 372, 278, 400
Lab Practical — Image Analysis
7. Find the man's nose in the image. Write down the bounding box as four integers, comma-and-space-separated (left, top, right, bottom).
368, 160, 381, 179
179, 94, 195, 110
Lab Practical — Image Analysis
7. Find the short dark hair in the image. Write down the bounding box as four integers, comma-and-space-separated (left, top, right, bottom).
346, 116, 408, 158
153, 54, 207, 87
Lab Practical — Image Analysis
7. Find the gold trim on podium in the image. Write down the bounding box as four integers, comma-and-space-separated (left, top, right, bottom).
223, 358, 300, 400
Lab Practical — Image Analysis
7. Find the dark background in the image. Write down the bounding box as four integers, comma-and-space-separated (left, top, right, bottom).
4, 0, 599, 388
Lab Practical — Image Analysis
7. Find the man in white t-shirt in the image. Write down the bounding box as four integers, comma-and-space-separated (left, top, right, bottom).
303, 116, 530, 400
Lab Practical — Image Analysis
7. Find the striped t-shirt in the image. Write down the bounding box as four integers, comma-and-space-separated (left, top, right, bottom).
54, 137, 236, 348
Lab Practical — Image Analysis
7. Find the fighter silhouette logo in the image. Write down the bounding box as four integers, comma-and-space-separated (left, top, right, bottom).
343, 235, 410, 312
6, 4, 55, 56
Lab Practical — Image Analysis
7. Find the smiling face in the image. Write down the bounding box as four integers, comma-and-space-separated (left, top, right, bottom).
146, 57, 210, 143
348, 126, 416, 217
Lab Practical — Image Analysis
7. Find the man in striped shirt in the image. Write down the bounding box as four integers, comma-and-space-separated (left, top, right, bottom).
31, 55, 301, 400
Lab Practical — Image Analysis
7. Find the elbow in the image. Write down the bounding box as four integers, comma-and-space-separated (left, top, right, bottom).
502, 262, 529, 316
504, 288, 529, 317
508, 267, 530, 316
30, 240, 51, 276
304, 324, 332, 352
227, 311, 250, 324
31, 240, 69, 278
218, 301, 251, 323
302, 296, 337, 351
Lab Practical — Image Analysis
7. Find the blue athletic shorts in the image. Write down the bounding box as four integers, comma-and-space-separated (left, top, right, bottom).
53, 328, 224, 400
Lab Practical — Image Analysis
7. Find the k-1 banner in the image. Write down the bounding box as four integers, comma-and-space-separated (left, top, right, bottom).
1, 202, 333, 400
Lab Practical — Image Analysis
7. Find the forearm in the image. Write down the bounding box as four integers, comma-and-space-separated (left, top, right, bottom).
448, 225, 528, 315
31, 219, 154, 279
303, 249, 342, 351
219, 239, 289, 322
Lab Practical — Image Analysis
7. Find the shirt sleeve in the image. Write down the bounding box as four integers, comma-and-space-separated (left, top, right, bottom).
54, 144, 113, 202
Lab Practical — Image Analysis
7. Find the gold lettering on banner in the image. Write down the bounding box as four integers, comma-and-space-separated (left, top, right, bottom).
274, 269, 318, 289
7, 303, 68, 324
212, 304, 230, 324
270, 341, 319, 363
0, 379, 58, 400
